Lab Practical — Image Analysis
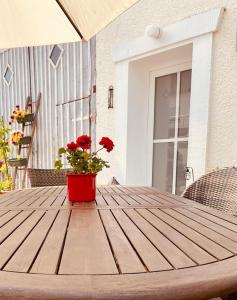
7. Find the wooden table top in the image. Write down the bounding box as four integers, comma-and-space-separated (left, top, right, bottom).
0, 185, 236, 300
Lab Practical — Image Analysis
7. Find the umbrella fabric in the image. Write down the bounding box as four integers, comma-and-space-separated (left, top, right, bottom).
0, 0, 139, 49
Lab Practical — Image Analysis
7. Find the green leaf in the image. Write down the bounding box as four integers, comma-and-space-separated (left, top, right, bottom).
58, 147, 66, 155
54, 160, 63, 170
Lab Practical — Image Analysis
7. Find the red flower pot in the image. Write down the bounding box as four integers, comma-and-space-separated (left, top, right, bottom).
67, 173, 96, 202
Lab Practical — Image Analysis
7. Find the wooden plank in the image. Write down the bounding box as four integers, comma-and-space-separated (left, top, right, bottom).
108, 186, 124, 195
148, 193, 189, 206
0, 210, 45, 268
150, 209, 233, 260
0, 211, 21, 228
159, 191, 190, 204
48, 195, 65, 207
0, 188, 38, 207
191, 208, 237, 232
103, 187, 115, 194
37, 195, 58, 207
4, 210, 57, 272
0, 211, 8, 218
125, 209, 196, 269
102, 194, 119, 206
59, 209, 118, 275
164, 208, 237, 253
111, 194, 130, 206
7, 187, 48, 207
128, 194, 152, 205
30, 210, 70, 274
97, 187, 108, 194
0, 190, 19, 204
0, 211, 33, 244
100, 210, 146, 274
137, 209, 216, 265
112, 209, 172, 271
95, 194, 107, 206
119, 194, 140, 205
194, 205, 237, 225
175, 207, 237, 243
135, 194, 163, 205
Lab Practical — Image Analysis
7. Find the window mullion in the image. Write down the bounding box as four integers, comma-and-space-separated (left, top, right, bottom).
172, 72, 180, 194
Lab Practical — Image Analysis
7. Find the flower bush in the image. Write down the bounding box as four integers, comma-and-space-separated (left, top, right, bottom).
55, 135, 114, 174
11, 130, 24, 145
0, 120, 12, 192
9, 105, 30, 124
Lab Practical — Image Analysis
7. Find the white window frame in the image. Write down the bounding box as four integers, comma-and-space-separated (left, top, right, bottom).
148, 62, 191, 193
48, 44, 64, 68
3, 64, 14, 86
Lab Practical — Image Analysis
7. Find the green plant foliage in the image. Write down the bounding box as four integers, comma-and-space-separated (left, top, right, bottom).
55, 147, 110, 174
0, 119, 12, 193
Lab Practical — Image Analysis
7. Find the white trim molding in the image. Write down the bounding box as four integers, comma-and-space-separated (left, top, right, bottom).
112, 7, 224, 186
113, 7, 224, 63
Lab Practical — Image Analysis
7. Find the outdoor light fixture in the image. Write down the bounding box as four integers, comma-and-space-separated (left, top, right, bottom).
145, 25, 161, 39
108, 85, 114, 108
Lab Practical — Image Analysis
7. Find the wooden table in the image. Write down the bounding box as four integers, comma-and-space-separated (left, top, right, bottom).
0, 185, 236, 300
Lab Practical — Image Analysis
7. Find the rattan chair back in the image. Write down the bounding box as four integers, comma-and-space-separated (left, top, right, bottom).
182, 167, 237, 215
28, 168, 69, 187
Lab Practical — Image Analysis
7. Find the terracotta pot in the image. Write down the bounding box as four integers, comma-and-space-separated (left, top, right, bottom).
67, 173, 96, 202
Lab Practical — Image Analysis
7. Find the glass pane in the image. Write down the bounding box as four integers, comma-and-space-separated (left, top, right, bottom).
83, 98, 90, 117
4, 66, 13, 84
83, 119, 89, 135
176, 141, 188, 195
50, 45, 62, 66
178, 70, 191, 137
152, 142, 174, 193
154, 73, 177, 139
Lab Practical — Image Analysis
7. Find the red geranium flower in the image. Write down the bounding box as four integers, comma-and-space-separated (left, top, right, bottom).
67, 142, 78, 151
76, 135, 92, 150
99, 137, 114, 152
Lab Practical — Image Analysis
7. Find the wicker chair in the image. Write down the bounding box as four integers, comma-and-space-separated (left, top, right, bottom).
28, 168, 69, 187
183, 168, 237, 300
182, 167, 237, 215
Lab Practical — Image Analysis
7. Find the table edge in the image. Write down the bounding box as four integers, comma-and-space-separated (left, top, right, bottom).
0, 257, 236, 300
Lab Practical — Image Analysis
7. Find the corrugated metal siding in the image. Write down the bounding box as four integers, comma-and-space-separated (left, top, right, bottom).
0, 39, 96, 188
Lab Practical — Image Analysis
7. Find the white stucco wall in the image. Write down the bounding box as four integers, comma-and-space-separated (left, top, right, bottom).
96, 0, 237, 184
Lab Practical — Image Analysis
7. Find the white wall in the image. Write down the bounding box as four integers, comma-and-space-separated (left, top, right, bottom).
0, 40, 96, 188
96, 0, 237, 184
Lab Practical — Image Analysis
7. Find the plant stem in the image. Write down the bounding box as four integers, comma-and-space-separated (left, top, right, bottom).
95, 147, 104, 155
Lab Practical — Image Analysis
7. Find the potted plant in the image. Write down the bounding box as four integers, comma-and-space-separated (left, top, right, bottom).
55, 135, 114, 202
10, 130, 24, 145
7, 131, 28, 167
10, 104, 34, 124
0, 119, 12, 192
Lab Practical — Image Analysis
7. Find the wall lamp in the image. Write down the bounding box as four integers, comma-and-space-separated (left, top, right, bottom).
108, 85, 114, 109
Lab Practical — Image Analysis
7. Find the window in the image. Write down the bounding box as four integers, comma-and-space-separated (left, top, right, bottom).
49, 45, 63, 68
3, 65, 13, 86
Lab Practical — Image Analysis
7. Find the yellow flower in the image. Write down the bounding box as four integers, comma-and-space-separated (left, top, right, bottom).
81, 152, 89, 161
11, 131, 24, 145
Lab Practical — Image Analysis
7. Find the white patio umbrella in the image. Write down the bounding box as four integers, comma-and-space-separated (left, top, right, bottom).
0, 0, 139, 48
